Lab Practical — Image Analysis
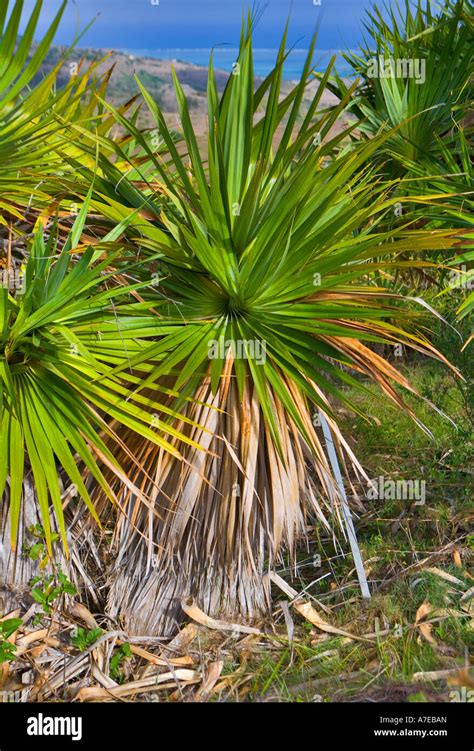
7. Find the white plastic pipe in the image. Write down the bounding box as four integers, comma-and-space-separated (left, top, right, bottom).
319, 410, 371, 599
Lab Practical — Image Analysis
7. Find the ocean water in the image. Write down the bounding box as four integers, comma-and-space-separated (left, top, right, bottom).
120, 47, 354, 80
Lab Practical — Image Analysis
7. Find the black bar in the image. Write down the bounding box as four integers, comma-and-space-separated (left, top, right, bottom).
0, 701, 471, 750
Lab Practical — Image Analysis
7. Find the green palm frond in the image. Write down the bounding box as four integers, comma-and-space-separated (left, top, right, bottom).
0, 0, 128, 226
0, 202, 205, 556
0, 0, 66, 104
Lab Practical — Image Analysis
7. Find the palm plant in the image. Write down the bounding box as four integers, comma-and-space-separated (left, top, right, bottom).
327, 0, 473, 179
80, 21, 462, 635
0, 200, 207, 613
322, 0, 473, 296
0, 0, 124, 232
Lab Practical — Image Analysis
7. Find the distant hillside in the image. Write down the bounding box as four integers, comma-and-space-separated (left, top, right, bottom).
38, 45, 228, 107
35, 45, 342, 136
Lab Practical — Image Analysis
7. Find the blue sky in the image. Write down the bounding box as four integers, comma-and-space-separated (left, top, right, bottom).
21, 0, 375, 50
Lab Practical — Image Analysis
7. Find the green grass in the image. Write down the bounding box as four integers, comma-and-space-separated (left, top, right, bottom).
226, 351, 473, 702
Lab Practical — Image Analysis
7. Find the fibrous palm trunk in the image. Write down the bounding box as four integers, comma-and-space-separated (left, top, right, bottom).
1, 475, 100, 617
101, 357, 364, 635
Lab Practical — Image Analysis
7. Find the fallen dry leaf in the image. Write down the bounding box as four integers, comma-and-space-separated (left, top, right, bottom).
460, 586, 474, 603
77, 669, 200, 701
413, 668, 469, 682
181, 598, 262, 635
270, 573, 372, 643
162, 623, 198, 656
71, 603, 100, 630
195, 660, 224, 699
453, 550, 463, 568
118, 640, 193, 668
418, 622, 438, 647
424, 567, 466, 587
446, 668, 474, 689
415, 601, 432, 624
